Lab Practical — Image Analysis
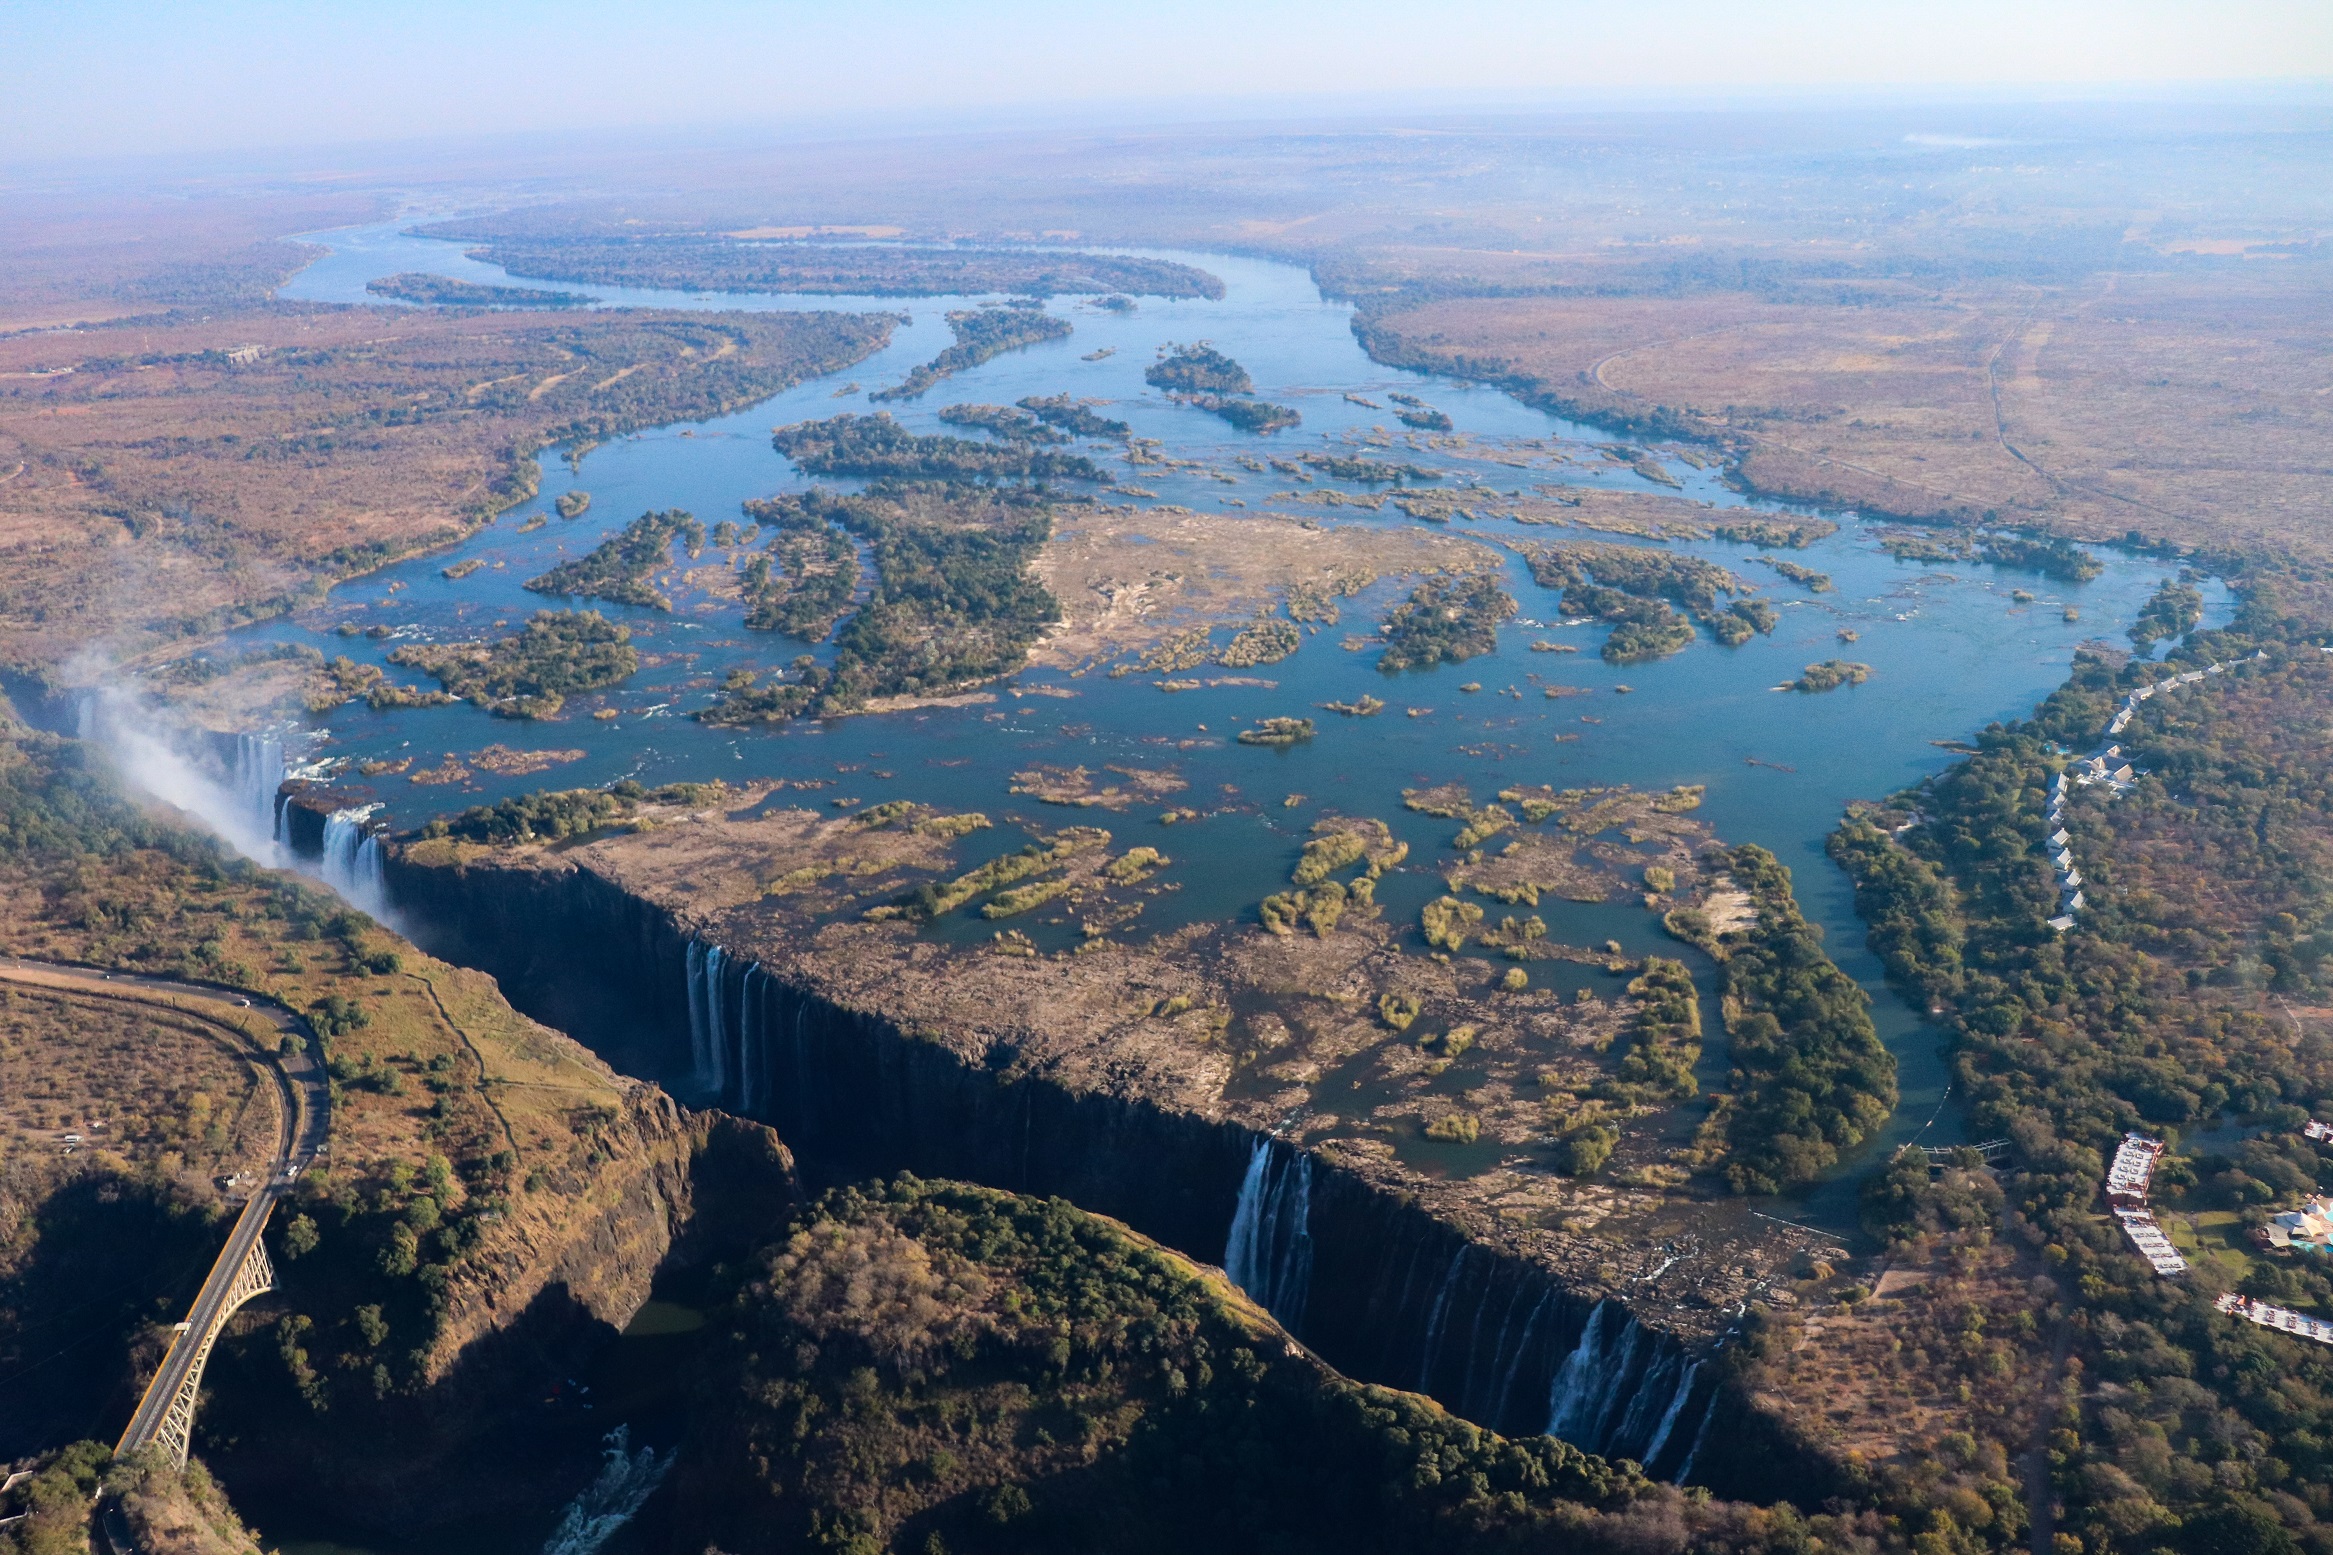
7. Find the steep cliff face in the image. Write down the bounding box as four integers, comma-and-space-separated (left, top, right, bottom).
386, 842, 1818, 1501
202, 1078, 798, 1545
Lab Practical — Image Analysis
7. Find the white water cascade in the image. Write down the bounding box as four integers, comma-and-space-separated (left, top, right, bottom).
1223, 1138, 1314, 1331
538, 1425, 675, 1555
684, 940, 729, 1101
1542, 1299, 1710, 1481
319, 806, 390, 919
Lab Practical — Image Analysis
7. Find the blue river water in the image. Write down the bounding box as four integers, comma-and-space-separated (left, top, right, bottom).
244, 222, 2227, 1227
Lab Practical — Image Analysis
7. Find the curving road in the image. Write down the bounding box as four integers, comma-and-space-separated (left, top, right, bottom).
0, 959, 331, 1456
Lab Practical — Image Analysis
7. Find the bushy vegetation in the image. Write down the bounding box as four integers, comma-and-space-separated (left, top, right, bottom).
1305, 453, 1440, 485
738, 496, 861, 639
421, 778, 726, 845
1712, 846, 1897, 1193
1826, 622, 2333, 1553
772, 413, 1111, 483
1378, 572, 1517, 671
672, 1175, 1707, 1555
937, 402, 1070, 443
1791, 660, 1871, 693
875, 304, 1074, 400
1185, 393, 1301, 433
1145, 342, 1252, 394
1613, 957, 1702, 1102
2129, 577, 2205, 652
364, 273, 593, 308
1523, 540, 1773, 660
1017, 393, 1128, 438
523, 507, 705, 610
387, 610, 638, 718
418, 233, 1226, 299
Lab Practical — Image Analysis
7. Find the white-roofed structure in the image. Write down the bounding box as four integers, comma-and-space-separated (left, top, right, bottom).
2218, 1292, 2333, 1346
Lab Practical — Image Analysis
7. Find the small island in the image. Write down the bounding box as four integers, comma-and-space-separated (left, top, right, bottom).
1789, 659, 1873, 693
364, 272, 595, 308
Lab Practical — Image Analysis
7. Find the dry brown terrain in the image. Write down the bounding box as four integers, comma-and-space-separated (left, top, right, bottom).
403, 779, 1836, 1335
1030, 504, 1504, 670
1363, 268, 2333, 562
0, 304, 893, 673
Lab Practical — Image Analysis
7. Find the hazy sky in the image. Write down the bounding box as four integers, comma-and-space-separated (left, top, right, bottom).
5, 0, 2330, 161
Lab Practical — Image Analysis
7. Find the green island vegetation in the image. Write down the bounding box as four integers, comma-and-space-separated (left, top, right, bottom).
699, 482, 1060, 723
1377, 571, 1518, 671
1237, 717, 1316, 747
1763, 558, 1833, 592
737, 494, 862, 639
771, 412, 1111, 483
1609, 956, 1703, 1104
553, 489, 590, 518
1823, 617, 2333, 1554
523, 507, 705, 610
411, 230, 1227, 299
1790, 660, 1872, 693
1092, 293, 1138, 313
1322, 694, 1386, 716
874, 303, 1074, 400
937, 402, 1070, 443
1304, 453, 1440, 484
2130, 576, 2206, 650
1219, 616, 1300, 667
362, 272, 594, 308
1699, 844, 1898, 1192
421, 778, 727, 843
1878, 528, 2103, 583
1396, 406, 1454, 432
1522, 540, 1776, 656
1260, 819, 1405, 936
870, 827, 1110, 922
1421, 895, 1486, 952
1709, 518, 1838, 548
386, 610, 639, 719
305, 655, 455, 713
1018, 392, 1129, 438
1145, 342, 1252, 395
1183, 393, 1302, 433
656, 1175, 1809, 1555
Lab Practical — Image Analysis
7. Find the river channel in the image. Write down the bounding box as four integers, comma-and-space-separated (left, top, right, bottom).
231, 222, 2230, 1234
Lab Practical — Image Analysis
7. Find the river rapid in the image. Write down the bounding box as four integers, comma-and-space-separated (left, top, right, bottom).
236, 222, 2229, 1234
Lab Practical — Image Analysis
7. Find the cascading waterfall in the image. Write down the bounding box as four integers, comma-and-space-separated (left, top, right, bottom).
319, 806, 389, 919
538, 1425, 675, 1555
231, 732, 287, 855
1222, 1138, 1314, 1332
1542, 1298, 1712, 1481
1414, 1247, 1472, 1392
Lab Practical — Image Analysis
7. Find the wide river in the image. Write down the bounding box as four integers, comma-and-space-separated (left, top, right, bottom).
242, 222, 2227, 1231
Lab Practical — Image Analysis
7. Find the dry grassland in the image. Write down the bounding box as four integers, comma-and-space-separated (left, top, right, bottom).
1029, 504, 1503, 669
1366, 268, 2333, 563
0, 305, 892, 673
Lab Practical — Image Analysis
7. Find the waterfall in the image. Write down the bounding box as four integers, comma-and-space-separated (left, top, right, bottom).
1545, 1300, 1629, 1445
739, 964, 761, 1117
684, 942, 711, 1098
1222, 1138, 1314, 1332
1490, 1291, 1555, 1429
1540, 1299, 1713, 1480
538, 1425, 674, 1555
1414, 1246, 1472, 1393
704, 942, 728, 1101
232, 732, 286, 852
1639, 1359, 1701, 1473
319, 807, 389, 919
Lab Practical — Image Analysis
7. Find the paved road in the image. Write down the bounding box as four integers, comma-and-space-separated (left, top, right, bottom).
0, 959, 331, 1454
